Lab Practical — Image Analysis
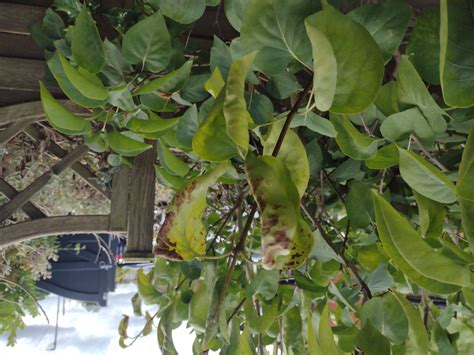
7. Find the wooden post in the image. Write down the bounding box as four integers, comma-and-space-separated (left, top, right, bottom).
125, 144, 156, 258
108, 166, 130, 232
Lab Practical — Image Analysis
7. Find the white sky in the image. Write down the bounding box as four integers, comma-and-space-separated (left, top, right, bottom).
0, 283, 195, 354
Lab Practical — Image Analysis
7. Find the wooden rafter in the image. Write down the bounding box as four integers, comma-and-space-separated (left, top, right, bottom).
0, 215, 126, 249
0, 178, 46, 219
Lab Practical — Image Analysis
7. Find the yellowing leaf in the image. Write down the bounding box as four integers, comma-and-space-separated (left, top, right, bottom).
305, 5, 384, 113
263, 119, 310, 197
371, 191, 469, 292
223, 52, 256, 158
154, 164, 229, 260
39, 81, 91, 136
398, 148, 456, 204
205, 67, 225, 98
246, 155, 313, 269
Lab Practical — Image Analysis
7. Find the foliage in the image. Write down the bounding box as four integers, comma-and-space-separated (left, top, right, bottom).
0, 238, 59, 346
32, 0, 474, 353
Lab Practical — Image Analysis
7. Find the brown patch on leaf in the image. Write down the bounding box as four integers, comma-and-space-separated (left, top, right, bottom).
153, 211, 182, 261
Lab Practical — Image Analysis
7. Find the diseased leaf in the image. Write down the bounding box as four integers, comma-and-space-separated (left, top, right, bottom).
371, 191, 469, 291
392, 292, 430, 355
414, 191, 446, 239
406, 8, 440, 84
330, 114, 379, 160
263, 119, 310, 197
440, 0, 474, 107
39, 81, 91, 136
398, 148, 457, 204
122, 11, 171, 73
305, 5, 384, 113
71, 7, 104, 73
106, 131, 152, 157
246, 155, 313, 269
397, 56, 447, 134
154, 164, 228, 260
380, 108, 435, 145
135, 60, 192, 95
457, 126, 474, 252
224, 52, 256, 158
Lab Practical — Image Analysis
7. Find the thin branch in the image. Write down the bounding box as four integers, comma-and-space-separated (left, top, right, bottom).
227, 297, 246, 323
300, 203, 372, 301
411, 134, 449, 172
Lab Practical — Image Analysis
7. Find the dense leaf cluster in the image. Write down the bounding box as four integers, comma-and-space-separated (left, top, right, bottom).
32, 0, 474, 353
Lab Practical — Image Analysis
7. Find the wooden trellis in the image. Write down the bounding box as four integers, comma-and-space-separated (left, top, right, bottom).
0, 101, 156, 257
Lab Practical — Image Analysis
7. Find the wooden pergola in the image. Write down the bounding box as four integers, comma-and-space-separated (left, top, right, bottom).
0, 0, 439, 253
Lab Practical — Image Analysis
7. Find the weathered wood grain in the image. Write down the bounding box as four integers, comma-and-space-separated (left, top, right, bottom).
0, 215, 125, 248
0, 33, 44, 60
0, 144, 89, 223
126, 142, 156, 256
0, 3, 45, 35
109, 166, 130, 231
0, 178, 46, 219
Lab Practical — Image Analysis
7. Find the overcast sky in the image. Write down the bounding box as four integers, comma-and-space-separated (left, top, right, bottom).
0, 283, 195, 354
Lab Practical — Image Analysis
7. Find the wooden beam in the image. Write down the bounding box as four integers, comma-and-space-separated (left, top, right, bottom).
0, 100, 85, 127
0, 215, 126, 249
24, 125, 111, 199
109, 166, 130, 231
126, 144, 156, 257
0, 117, 36, 147
0, 57, 55, 93
0, 3, 45, 35
0, 33, 44, 60
0, 178, 46, 219
0, 89, 40, 107
0, 144, 89, 223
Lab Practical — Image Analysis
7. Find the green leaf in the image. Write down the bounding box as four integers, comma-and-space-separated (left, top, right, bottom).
330, 114, 378, 160
210, 36, 233, 80
135, 60, 193, 95
176, 105, 198, 150
244, 296, 279, 334
374, 81, 400, 117
156, 140, 189, 177
154, 164, 229, 260
349, 0, 411, 64
361, 293, 409, 344
155, 165, 186, 190
154, 0, 206, 24
392, 292, 429, 355
246, 93, 274, 126
371, 191, 470, 291
47, 53, 108, 108
128, 111, 178, 134
266, 71, 301, 100
345, 180, 374, 228
224, 0, 248, 31
356, 320, 390, 355
440, 0, 474, 107
106, 131, 152, 157
180, 259, 202, 280
224, 52, 256, 158
406, 8, 440, 84
305, 5, 384, 113
240, 0, 319, 66
205, 67, 225, 98
108, 85, 136, 112
71, 7, 104, 73
398, 148, 456, 204
122, 11, 171, 73
262, 119, 310, 198
365, 143, 399, 170
319, 304, 341, 355
414, 191, 446, 239
457, 126, 474, 252
131, 293, 142, 316
245, 269, 279, 300
137, 269, 161, 304
192, 92, 239, 161
291, 112, 337, 138
397, 56, 447, 134
102, 39, 126, 85
293, 270, 325, 294
283, 306, 305, 354
246, 155, 313, 269
157, 302, 178, 355
140, 93, 176, 112
59, 54, 108, 101
380, 108, 434, 145
43, 8, 64, 39
118, 315, 129, 337
39, 81, 91, 136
